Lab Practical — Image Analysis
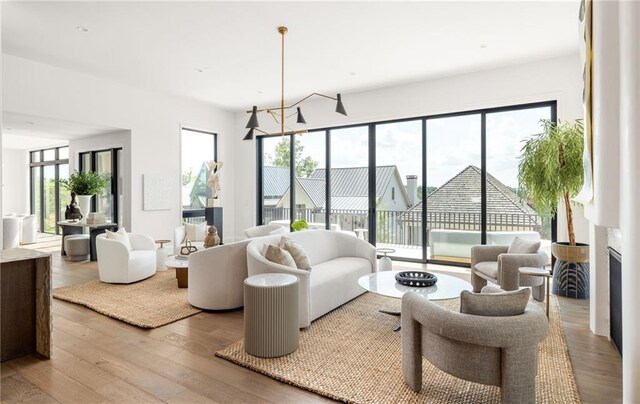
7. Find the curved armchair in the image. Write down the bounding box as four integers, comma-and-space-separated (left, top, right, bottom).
2, 217, 21, 250
471, 245, 548, 301
96, 233, 156, 283
21, 214, 37, 245
247, 230, 376, 328
188, 240, 250, 310
243, 224, 288, 238
402, 291, 548, 403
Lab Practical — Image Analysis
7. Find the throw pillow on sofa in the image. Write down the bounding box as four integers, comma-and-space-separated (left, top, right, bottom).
460, 288, 530, 317
185, 222, 208, 242
261, 244, 297, 269
507, 236, 540, 254
105, 227, 132, 251
279, 237, 312, 270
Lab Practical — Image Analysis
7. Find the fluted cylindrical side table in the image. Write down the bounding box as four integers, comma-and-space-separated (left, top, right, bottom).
244, 273, 299, 358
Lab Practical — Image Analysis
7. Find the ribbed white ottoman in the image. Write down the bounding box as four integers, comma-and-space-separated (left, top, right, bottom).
64, 235, 90, 261
244, 273, 299, 358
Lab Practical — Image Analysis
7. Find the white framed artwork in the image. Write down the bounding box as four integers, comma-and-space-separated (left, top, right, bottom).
143, 174, 171, 211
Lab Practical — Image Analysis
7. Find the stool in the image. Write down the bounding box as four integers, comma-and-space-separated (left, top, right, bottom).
155, 239, 171, 272
244, 273, 299, 358
64, 235, 90, 261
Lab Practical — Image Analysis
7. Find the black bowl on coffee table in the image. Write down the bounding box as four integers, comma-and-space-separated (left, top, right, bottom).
395, 271, 438, 288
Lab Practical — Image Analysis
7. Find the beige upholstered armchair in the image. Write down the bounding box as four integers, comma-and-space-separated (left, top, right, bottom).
471, 243, 548, 301
401, 290, 548, 404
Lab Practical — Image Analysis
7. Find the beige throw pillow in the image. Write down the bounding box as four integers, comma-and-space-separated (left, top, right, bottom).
279, 237, 312, 270
185, 222, 208, 242
105, 227, 132, 251
460, 288, 530, 317
507, 236, 540, 254
261, 244, 297, 269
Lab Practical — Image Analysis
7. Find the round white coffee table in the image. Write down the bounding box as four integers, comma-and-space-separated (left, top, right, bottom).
165, 255, 189, 288
377, 248, 395, 271
358, 270, 472, 331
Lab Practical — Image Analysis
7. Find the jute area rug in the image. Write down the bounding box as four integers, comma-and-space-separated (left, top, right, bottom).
53, 269, 201, 328
216, 292, 580, 403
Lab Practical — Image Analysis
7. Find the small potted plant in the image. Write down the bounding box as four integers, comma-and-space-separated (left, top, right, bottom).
291, 219, 309, 232
518, 119, 587, 298
60, 171, 109, 222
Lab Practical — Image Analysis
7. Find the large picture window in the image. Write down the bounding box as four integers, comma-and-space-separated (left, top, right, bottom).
257, 101, 557, 265
30, 146, 69, 234
181, 128, 217, 224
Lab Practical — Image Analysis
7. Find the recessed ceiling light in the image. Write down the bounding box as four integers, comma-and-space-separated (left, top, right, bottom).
196, 67, 211, 73
349, 72, 356, 76
257, 90, 263, 94
5, 128, 12, 131
25, 121, 35, 125
480, 43, 488, 48
77, 26, 89, 32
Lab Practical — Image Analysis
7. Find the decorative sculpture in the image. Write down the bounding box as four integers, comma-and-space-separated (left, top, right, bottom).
65, 192, 83, 221
206, 161, 223, 200
204, 225, 221, 248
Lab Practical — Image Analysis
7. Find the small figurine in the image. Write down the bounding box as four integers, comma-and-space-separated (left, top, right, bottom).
204, 225, 221, 248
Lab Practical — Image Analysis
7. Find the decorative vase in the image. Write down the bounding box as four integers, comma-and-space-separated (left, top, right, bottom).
75, 195, 94, 223
551, 242, 590, 299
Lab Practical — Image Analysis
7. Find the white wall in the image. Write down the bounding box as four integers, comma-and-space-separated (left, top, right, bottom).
3, 55, 236, 241
232, 54, 588, 242
1, 149, 29, 215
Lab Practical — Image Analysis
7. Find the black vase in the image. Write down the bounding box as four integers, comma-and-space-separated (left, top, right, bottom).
65, 192, 83, 221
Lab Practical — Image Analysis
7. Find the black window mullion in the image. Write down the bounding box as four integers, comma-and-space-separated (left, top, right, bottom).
289, 134, 295, 231
325, 130, 331, 230
256, 138, 264, 225
368, 124, 376, 245
422, 119, 428, 262
481, 113, 487, 244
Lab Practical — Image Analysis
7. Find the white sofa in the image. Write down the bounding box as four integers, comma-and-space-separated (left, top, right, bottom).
188, 240, 250, 310
96, 233, 157, 283
173, 225, 205, 255
247, 230, 376, 328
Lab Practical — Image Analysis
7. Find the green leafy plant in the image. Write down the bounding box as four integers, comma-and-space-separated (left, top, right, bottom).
59, 170, 109, 196
291, 219, 309, 231
518, 120, 584, 246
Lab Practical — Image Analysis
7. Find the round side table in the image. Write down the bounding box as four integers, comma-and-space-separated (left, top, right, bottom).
519, 267, 552, 318
244, 273, 299, 358
155, 239, 171, 272
377, 248, 396, 271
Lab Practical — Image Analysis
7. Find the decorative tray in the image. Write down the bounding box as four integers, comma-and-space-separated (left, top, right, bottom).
395, 271, 438, 287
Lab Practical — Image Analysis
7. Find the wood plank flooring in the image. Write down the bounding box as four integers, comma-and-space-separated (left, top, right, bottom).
1, 238, 622, 403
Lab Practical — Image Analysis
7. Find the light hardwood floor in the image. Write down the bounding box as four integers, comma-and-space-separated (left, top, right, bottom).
1, 239, 622, 403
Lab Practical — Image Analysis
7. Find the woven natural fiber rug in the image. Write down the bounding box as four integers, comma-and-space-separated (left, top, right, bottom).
216, 292, 580, 403
53, 269, 201, 328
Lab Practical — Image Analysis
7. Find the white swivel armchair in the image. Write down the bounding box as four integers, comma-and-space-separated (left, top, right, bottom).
21, 214, 37, 245
96, 233, 156, 284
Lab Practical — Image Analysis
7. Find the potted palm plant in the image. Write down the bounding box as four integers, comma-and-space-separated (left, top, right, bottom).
518, 119, 588, 298
60, 171, 109, 222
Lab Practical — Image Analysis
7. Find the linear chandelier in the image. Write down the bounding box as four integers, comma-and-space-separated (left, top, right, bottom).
243, 26, 347, 141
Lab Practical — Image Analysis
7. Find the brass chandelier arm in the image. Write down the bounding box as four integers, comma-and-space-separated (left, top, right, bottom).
244, 93, 338, 115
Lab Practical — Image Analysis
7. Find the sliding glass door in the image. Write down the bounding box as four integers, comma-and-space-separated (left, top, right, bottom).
256, 101, 556, 265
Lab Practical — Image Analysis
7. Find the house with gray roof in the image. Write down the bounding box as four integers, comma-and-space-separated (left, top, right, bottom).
262, 166, 291, 207
400, 165, 545, 246
275, 165, 412, 212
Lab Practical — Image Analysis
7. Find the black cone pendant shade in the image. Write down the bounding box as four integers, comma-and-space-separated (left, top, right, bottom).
335, 93, 347, 116
296, 107, 307, 124
243, 128, 254, 141
246, 106, 260, 128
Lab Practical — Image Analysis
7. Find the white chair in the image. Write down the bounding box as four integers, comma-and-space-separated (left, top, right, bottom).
21, 214, 37, 245
173, 225, 206, 255
188, 240, 251, 310
3, 217, 21, 250
244, 224, 288, 238
95, 233, 156, 284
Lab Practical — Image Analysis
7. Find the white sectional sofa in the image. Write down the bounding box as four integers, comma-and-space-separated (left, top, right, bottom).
246, 230, 376, 328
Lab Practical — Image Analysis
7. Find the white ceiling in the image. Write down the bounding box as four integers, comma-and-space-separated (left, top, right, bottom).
2, 1, 580, 111
2, 112, 121, 150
